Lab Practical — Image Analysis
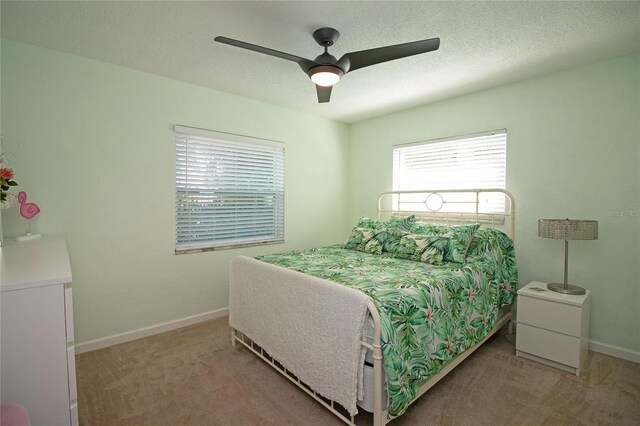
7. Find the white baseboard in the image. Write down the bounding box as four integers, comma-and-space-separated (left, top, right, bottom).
589, 339, 640, 364
76, 311, 639, 364
75, 307, 229, 354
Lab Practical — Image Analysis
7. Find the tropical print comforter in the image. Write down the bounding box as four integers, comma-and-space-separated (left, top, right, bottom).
256, 232, 517, 418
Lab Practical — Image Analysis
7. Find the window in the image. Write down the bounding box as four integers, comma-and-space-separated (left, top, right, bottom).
175, 125, 285, 253
392, 129, 506, 213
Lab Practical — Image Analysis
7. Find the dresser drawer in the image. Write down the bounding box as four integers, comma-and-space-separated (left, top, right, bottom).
518, 295, 582, 336
516, 323, 581, 367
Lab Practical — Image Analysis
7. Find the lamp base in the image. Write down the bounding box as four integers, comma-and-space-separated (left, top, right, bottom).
547, 282, 586, 295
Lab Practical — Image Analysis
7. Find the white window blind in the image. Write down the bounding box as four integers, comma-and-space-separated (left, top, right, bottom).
392, 130, 507, 213
175, 125, 285, 253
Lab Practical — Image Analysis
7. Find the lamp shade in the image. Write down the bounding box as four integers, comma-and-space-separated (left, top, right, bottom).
538, 219, 598, 241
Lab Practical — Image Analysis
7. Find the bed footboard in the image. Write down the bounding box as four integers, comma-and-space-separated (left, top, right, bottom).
231, 300, 385, 426
229, 256, 384, 423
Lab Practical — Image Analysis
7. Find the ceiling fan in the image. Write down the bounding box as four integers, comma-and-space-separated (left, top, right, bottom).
214, 28, 440, 103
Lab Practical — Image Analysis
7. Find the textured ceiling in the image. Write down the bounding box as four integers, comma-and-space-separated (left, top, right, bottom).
2, 1, 639, 123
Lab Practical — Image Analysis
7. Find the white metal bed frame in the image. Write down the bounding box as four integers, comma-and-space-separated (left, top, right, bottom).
231, 188, 516, 426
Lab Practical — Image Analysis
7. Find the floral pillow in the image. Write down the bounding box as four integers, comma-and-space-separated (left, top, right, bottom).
464, 228, 518, 306
465, 228, 514, 261
344, 226, 384, 255
380, 215, 416, 253
349, 215, 417, 254
356, 216, 385, 229
392, 234, 452, 265
354, 215, 415, 231
409, 222, 480, 263
385, 215, 416, 230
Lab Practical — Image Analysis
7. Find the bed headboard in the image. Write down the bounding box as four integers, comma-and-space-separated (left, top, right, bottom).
377, 188, 516, 242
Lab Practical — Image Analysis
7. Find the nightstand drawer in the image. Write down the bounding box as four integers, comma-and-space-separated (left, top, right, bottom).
518, 295, 582, 336
516, 323, 581, 367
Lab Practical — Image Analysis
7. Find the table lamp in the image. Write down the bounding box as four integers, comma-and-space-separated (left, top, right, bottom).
538, 218, 598, 295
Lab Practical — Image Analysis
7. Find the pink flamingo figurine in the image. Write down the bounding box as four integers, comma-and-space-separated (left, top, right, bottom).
18, 191, 40, 234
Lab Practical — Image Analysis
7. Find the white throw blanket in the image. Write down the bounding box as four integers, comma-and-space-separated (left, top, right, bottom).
229, 256, 371, 416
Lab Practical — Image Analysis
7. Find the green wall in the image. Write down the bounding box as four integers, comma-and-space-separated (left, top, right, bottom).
349, 53, 640, 354
0, 40, 350, 343
2, 39, 639, 356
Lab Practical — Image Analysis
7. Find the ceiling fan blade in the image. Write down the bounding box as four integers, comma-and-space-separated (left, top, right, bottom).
337, 37, 440, 73
214, 36, 316, 71
316, 85, 332, 103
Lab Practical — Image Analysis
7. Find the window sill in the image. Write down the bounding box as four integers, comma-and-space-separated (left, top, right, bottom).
175, 239, 285, 255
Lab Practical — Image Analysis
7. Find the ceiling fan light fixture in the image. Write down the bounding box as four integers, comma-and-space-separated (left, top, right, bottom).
309, 65, 343, 87
215, 28, 440, 103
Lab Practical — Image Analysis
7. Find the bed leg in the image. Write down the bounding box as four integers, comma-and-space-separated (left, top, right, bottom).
508, 309, 514, 334
231, 328, 237, 347
373, 344, 385, 426
368, 300, 385, 426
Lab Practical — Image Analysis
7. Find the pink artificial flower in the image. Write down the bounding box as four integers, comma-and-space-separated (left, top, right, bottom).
0, 168, 14, 180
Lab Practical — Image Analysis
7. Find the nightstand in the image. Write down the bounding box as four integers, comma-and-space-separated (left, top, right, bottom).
515, 281, 590, 376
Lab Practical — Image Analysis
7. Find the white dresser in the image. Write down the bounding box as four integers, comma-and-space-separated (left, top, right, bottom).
1, 236, 79, 426
516, 281, 591, 376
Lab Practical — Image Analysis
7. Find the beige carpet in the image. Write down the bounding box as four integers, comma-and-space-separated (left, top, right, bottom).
77, 317, 640, 426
